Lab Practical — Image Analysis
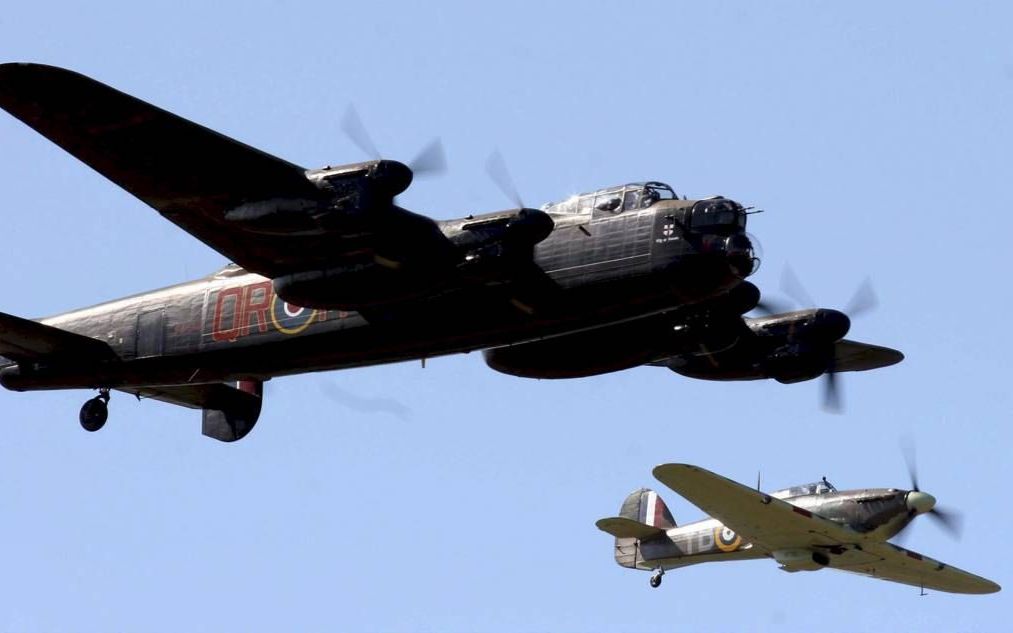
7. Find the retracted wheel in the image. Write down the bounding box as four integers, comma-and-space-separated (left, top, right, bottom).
79, 393, 109, 432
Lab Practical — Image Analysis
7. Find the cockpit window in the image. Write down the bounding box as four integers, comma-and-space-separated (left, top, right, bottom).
594, 191, 622, 213
622, 190, 641, 211
542, 182, 678, 216
643, 182, 677, 203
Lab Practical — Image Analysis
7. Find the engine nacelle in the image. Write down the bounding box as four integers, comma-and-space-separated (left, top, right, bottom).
772, 548, 830, 572
308, 159, 413, 206
448, 208, 555, 266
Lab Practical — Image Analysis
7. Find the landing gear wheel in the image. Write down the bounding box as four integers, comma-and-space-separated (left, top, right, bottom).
79, 389, 110, 432
649, 568, 664, 588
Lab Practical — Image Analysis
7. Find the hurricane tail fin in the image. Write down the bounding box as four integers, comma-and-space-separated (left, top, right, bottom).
595, 488, 676, 569
621, 487, 677, 529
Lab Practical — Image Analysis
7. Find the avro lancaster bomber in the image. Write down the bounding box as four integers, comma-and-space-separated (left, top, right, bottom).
0, 63, 902, 441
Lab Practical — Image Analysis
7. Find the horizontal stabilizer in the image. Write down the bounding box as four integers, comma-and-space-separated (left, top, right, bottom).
833, 339, 904, 373
0, 311, 116, 361
120, 380, 263, 442
595, 516, 667, 540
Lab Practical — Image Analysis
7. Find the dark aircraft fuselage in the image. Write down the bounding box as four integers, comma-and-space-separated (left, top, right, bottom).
0, 189, 756, 392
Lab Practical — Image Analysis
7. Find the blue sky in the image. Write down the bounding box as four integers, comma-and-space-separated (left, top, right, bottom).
1, 1, 1010, 630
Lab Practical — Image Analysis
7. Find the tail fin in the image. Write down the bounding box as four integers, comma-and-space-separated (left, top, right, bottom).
621, 487, 677, 529
596, 488, 676, 568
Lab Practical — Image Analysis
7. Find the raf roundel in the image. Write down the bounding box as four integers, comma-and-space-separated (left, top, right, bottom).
270, 295, 317, 335
714, 526, 742, 552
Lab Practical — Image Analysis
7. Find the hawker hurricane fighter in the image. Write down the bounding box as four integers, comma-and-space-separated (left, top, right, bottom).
596, 464, 999, 595
0, 63, 902, 442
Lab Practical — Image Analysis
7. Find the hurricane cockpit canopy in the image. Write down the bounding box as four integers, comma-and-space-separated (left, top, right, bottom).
770, 477, 837, 500
542, 181, 678, 215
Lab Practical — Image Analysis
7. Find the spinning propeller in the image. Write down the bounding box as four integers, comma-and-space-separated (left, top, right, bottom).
340, 105, 447, 177
484, 149, 526, 208
760, 266, 879, 413
900, 439, 963, 540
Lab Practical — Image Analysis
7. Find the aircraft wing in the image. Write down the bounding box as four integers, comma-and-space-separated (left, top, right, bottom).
833, 339, 904, 373
652, 463, 861, 550
0, 311, 116, 361
0, 63, 451, 279
827, 541, 1000, 594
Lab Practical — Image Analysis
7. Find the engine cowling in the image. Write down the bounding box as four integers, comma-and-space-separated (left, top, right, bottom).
763, 342, 832, 384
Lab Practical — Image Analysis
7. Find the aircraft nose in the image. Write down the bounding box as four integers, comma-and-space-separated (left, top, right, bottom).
906, 490, 937, 514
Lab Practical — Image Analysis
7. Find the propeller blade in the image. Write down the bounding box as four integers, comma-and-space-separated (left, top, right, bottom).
821, 370, 842, 413
900, 437, 920, 492
752, 297, 794, 316
408, 138, 447, 177
341, 105, 381, 160
485, 150, 524, 208
845, 277, 878, 318
780, 265, 815, 308
928, 507, 964, 539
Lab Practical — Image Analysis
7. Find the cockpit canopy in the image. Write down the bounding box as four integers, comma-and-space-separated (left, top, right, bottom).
770, 478, 837, 500
542, 181, 678, 215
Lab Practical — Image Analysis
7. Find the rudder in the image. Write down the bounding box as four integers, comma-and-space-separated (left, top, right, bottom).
620, 487, 677, 529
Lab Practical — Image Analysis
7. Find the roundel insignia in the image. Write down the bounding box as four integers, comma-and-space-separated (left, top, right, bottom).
714, 526, 742, 552
270, 295, 317, 335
